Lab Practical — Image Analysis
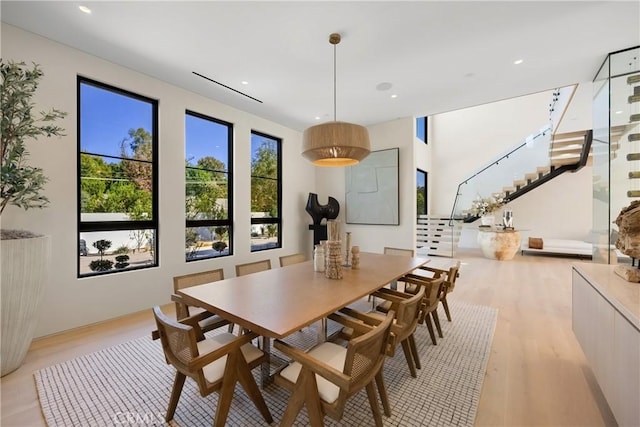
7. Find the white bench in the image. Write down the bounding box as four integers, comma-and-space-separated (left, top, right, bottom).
520, 238, 592, 258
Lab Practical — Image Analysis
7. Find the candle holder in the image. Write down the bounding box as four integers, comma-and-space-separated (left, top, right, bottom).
343, 231, 352, 267
325, 240, 343, 280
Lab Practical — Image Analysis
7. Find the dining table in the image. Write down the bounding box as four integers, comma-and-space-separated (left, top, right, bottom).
177, 251, 429, 385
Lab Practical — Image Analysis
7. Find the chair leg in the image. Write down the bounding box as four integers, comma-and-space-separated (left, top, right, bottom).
424, 313, 437, 345
366, 381, 384, 427
280, 368, 323, 427
375, 370, 391, 417
165, 371, 186, 422
400, 339, 417, 378
236, 355, 273, 423
227, 323, 235, 333
432, 310, 443, 338
214, 352, 239, 427
442, 295, 452, 321
408, 334, 421, 370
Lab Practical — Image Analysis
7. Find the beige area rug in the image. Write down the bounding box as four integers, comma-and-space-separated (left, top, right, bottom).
34, 299, 497, 426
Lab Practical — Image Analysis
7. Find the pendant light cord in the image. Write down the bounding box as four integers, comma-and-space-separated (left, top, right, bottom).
333, 41, 337, 121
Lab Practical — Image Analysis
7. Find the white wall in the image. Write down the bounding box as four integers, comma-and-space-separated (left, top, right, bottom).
315, 117, 417, 253
1, 25, 315, 337
431, 84, 594, 245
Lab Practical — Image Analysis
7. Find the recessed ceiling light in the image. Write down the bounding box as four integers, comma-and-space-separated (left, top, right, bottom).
315, 116, 321, 120
241, 81, 248, 85
513, 59, 524, 65
78, 5, 92, 14
390, 94, 398, 99
615, 110, 623, 114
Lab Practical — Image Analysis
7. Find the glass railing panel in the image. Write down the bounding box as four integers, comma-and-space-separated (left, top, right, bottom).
451, 125, 551, 219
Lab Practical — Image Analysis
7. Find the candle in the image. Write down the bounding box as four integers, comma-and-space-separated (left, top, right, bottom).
345, 232, 351, 252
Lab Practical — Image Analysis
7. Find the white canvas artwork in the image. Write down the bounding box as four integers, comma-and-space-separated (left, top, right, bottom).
345, 148, 399, 225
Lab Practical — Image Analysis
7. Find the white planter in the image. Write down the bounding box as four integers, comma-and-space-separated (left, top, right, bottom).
1, 235, 51, 376
480, 215, 495, 226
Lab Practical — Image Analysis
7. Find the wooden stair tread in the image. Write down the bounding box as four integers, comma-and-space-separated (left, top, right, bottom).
628, 74, 640, 85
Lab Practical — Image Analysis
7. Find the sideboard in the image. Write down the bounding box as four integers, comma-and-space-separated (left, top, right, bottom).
572, 263, 639, 426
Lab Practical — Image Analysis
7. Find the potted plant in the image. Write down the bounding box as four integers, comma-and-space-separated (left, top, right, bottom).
469, 194, 505, 226
1, 60, 66, 376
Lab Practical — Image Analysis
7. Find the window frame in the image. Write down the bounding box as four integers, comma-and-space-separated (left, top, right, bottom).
250, 130, 282, 252
184, 109, 234, 261
77, 76, 159, 277
417, 116, 428, 144
417, 168, 428, 218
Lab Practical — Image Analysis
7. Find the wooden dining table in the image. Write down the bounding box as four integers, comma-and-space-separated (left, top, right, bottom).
177, 251, 429, 384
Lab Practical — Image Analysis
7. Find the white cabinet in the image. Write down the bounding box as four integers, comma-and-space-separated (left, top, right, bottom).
572, 266, 640, 427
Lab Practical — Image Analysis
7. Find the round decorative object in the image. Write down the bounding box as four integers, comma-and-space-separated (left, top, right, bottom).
1, 235, 51, 376
477, 229, 521, 260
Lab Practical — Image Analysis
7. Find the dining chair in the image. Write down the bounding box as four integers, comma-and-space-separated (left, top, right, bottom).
395, 275, 445, 345
419, 261, 461, 322
172, 269, 233, 334
279, 253, 306, 267
273, 310, 395, 427
235, 259, 272, 276
341, 285, 426, 378
152, 306, 273, 427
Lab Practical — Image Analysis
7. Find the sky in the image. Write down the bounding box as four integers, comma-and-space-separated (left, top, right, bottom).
81, 82, 248, 167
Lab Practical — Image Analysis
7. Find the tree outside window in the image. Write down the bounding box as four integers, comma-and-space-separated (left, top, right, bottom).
250, 131, 281, 251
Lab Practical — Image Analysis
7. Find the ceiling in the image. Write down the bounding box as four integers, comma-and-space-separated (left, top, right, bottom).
2, 1, 639, 131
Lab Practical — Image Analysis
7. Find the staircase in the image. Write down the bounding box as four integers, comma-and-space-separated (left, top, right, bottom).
500, 129, 593, 201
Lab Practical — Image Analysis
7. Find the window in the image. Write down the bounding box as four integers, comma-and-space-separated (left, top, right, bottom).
416, 116, 428, 143
78, 78, 158, 277
250, 131, 281, 251
417, 169, 428, 217
185, 111, 233, 261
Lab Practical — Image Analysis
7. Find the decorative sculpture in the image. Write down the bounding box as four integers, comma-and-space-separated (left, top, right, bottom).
614, 200, 640, 282
306, 193, 340, 246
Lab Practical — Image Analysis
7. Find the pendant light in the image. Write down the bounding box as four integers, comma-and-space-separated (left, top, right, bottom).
302, 33, 370, 167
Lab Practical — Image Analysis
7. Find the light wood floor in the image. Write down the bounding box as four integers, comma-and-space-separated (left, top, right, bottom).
0, 248, 618, 426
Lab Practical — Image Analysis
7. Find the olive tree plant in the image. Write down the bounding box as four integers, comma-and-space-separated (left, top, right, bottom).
0, 60, 66, 221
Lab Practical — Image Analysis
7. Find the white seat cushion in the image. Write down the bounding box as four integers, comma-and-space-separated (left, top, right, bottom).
197, 333, 263, 383
279, 342, 347, 404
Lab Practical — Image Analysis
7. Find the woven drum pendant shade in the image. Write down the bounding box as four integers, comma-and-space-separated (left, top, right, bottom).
302, 121, 370, 166
302, 33, 371, 167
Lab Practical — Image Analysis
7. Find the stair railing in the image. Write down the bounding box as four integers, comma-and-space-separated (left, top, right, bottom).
449, 124, 552, 223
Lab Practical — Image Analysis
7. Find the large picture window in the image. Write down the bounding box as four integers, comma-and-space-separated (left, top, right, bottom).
250, 131, 281, 251
185, 111, 233, 261
78, 78, 158, 277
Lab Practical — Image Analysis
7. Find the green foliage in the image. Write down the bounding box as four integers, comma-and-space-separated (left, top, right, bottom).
80, 128, 153, 218
185, 156, 227, 221
1, 60, 67, 214
114, 254, 130, 269
265, 224, 277, 238
185, 228, 199, 248
89, 259, 114, 272
417, 186, 426, 215
113, 244, 130, 255
251, 140, 278, 215
92, 239, 112, 260
212, 241, 228, 253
